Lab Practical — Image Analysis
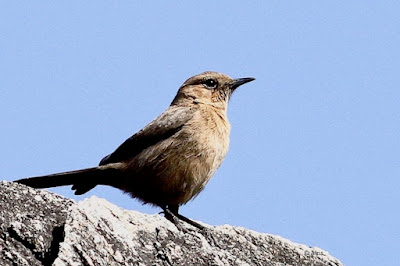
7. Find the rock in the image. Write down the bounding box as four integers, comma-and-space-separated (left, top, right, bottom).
0, 181, 342, 265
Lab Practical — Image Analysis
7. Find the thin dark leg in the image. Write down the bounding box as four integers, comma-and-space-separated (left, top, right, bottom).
174, 213, 205, 230
162, 206, 181, 227
162, 205, 205, 230
161, 205, 219, 247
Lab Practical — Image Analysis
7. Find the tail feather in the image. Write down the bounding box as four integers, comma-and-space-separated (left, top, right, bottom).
15, 166, 121, 195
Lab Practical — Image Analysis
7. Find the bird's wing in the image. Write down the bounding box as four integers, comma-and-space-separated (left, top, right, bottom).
99, 105, 197, 165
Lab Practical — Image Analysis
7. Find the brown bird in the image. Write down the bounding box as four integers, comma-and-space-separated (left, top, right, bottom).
15, 71, 255, 229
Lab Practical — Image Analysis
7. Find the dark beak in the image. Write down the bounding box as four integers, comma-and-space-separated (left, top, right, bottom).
230, 77, 255, 90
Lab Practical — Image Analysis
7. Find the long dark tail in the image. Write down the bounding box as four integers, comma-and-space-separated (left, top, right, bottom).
15, 166, 121, 195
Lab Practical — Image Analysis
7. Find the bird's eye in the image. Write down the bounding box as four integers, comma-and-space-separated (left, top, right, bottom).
203, 79, 218, 89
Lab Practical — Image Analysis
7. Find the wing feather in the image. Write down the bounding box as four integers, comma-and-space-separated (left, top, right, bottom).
99, 105, 196, 165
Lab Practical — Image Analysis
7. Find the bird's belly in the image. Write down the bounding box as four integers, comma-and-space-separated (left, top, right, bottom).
123, 126, 229, 206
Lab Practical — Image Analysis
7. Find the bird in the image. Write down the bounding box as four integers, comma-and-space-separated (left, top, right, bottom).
15, 71, 255, 229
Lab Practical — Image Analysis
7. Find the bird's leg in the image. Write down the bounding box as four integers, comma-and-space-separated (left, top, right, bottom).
161, 205, 220, 247
161, 205, 181, 228
162, 205, 205, 230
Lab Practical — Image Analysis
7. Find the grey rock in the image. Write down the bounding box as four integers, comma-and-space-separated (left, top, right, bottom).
0, 181, 342, 266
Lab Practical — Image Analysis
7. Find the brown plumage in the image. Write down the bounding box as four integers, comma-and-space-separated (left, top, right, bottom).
15, 71, 255, 229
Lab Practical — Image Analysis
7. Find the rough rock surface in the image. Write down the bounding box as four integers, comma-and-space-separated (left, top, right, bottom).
0, 181, 342, 265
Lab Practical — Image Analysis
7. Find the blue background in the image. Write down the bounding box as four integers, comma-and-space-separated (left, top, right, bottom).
1, 2, 399, 265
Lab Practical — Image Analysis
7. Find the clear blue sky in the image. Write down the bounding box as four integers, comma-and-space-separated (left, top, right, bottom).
1, 2, 399, 265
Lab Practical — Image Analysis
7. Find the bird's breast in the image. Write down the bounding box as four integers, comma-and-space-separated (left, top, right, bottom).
174, 107, 231, 200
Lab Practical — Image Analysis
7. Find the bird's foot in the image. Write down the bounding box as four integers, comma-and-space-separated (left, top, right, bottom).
162, 207, 205, 231
161, 207, 221, 247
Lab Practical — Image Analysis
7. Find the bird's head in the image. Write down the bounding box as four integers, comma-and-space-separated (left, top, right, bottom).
171, 71, 255, 109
